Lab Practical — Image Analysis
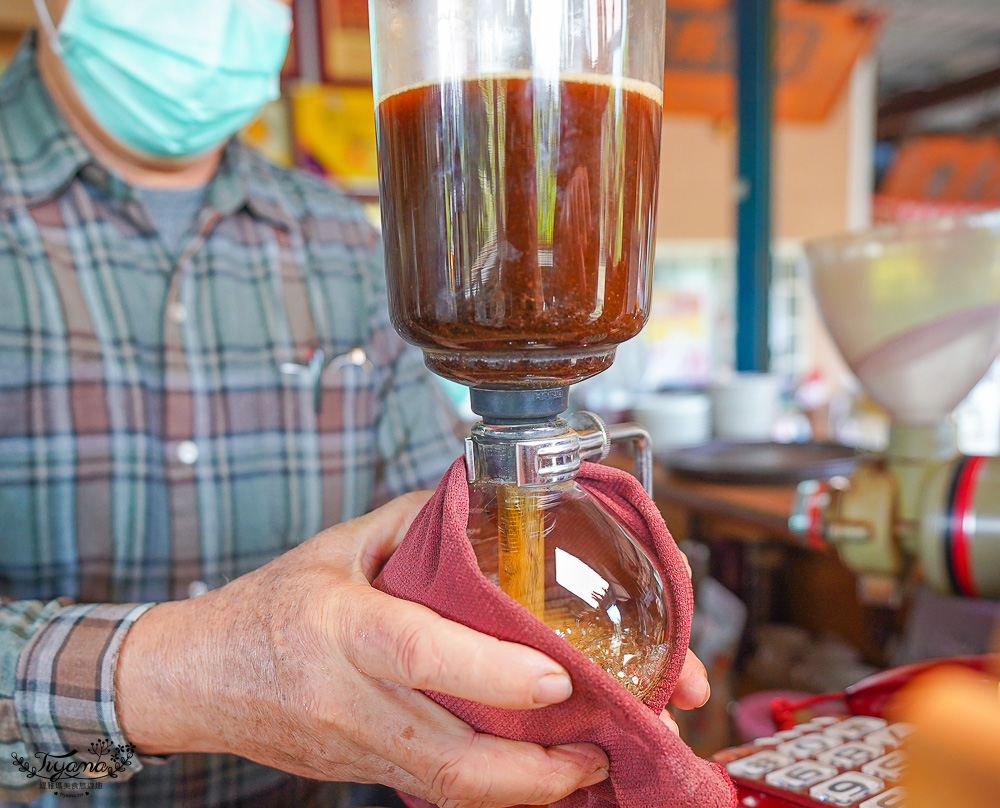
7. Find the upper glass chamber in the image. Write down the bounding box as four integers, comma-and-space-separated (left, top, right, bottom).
369, 0, 667, 388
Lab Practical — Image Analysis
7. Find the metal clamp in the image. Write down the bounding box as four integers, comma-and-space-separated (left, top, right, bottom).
464, 410, 654, 496
464, 420, 581, 487
571, 412, 653, 496
572, 411, 611, 462
607, 422, 654, 497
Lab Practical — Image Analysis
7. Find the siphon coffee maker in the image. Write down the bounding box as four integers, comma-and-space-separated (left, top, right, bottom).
369, 0, 672, 701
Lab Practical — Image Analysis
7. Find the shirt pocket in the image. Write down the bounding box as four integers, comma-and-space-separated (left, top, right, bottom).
306, 343, 382, 524
194, 353, 317, 564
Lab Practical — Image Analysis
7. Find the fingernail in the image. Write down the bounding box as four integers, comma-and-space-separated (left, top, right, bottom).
533, 672, 573, 705
551, 744, 607, 773
698, 679, 711, 707
580, 767, 610, 788
660, 709, 679, 734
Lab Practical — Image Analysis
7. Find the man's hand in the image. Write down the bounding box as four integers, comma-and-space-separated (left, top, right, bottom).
116, 492, 611, 808
660, 547, 711, 732
659, 650, 711, 734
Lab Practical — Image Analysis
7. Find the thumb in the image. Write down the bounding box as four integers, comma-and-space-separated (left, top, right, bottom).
348, 490, 435, 580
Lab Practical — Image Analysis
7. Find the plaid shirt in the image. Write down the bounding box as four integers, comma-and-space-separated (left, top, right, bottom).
0, 37, 463, 807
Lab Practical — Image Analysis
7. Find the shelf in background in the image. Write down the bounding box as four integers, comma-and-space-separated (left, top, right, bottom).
0, 0, 33, 33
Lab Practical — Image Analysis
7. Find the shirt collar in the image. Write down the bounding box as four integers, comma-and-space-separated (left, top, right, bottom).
0, 33, 94, 211
0, 33, 296, 233
208, 139, 297, 232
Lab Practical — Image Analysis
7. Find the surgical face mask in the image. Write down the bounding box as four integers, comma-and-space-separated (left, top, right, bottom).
33, 0, 291, 158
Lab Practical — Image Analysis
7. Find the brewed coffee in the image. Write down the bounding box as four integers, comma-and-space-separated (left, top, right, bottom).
377, 72, 662, 386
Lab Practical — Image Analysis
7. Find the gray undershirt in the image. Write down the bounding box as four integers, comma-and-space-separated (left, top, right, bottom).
135, 185, 208, 256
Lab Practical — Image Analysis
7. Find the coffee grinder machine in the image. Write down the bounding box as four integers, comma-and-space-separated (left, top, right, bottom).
792, 212, 1000, 603
368, 0, 678, 699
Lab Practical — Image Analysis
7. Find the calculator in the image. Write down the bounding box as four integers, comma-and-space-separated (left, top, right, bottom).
709, 654, 998, 808
711, 714, 910, 808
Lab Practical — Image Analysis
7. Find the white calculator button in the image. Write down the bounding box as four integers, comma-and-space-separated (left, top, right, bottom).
726, 751, 794, 779
818, 741, 885, 770
860, 786, 906, 808
765, 760, 838, 790
773, 728, 804, 741
864, 723, 912, 749
809, 772, 885, 805
862, 751, 907, 782
753, 736, 781, 746
777, 732, 841, 759
797, 717, 841, 733
823, 716, 887, 742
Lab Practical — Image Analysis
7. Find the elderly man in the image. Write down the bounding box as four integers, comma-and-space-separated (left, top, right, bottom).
0, 1, 709, 806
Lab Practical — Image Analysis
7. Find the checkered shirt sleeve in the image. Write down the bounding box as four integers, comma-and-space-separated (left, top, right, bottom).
0, 32, 466, 806
3, 602, 156, 792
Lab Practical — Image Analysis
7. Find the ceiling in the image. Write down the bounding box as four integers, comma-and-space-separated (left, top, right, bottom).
864, 0, 1000, 97
856, 0, 1000, 136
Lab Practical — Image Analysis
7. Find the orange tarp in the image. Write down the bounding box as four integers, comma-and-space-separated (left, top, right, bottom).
663, 0, 880, 124
882, 136, 1000, 202
874, 135, 1000, 222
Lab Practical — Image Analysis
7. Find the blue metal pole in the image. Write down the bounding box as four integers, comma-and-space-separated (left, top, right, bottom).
734, 0, 774, 372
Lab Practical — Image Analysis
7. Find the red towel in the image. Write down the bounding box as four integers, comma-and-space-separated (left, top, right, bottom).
376, 458, 736, 808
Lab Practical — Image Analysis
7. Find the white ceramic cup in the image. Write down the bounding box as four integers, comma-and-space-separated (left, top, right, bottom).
631, 392, 712, 454
710, 373, 784, 442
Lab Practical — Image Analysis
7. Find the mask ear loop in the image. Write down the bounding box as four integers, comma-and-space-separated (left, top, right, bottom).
30, 0, 64, 57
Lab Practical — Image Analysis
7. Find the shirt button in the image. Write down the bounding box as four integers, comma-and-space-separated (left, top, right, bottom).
177, 440, 199, 464
169, 302, 187, 324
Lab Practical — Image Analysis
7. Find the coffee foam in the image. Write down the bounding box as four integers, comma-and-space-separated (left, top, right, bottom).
377, 70, 663, 108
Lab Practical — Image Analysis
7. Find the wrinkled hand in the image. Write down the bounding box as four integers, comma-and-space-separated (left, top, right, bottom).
659, 650, 711, 734
660, 549, 712, 733
116, 492, 610, 808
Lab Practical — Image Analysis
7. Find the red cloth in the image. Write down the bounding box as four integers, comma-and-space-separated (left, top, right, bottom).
376, 458, 736, 808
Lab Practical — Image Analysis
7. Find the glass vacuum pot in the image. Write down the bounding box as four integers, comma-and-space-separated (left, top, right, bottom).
369, 0, 673, 701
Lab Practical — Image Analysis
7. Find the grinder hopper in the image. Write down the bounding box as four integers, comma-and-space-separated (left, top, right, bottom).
806, 212, 1000, 426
